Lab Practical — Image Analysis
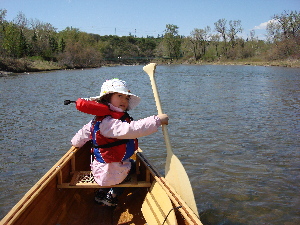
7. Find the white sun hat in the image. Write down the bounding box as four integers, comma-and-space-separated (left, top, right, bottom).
90, 78, 141, 110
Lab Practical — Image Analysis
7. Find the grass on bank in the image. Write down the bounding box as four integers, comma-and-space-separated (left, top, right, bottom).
172, 56, 300, 68
0, 57, 64, 73
215, 58, 300, 68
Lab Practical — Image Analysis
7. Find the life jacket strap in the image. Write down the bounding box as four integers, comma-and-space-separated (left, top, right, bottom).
93, 112, 132, 149
93, 139, 129, 148
119, 112, 133, 122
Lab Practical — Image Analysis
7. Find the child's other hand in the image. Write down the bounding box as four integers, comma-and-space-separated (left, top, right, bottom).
157, 114, 169, 125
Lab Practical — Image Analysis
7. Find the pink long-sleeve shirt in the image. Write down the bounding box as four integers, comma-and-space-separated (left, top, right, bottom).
71, 104, 161, 186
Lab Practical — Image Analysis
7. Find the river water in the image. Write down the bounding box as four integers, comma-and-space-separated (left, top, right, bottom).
0, 65, 299, 224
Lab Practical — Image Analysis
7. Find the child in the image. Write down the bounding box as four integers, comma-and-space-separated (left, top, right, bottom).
71, 78, 168, 207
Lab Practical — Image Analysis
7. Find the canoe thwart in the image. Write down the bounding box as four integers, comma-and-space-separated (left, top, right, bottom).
57, 171, 151, 188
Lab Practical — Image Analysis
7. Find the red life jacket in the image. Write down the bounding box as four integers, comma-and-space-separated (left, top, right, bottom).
75, 98, 138, 163
75, 98, 122, 118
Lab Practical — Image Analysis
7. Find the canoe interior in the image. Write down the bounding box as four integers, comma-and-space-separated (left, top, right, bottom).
2, 142, 192, 225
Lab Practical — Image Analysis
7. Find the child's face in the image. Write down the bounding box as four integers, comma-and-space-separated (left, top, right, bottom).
110, 93, 130, 111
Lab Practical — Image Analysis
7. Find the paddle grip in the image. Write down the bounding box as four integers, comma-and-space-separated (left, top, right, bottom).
64, 100, 76, 105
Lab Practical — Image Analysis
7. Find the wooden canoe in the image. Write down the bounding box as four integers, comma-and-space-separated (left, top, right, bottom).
1, 141, 202, 225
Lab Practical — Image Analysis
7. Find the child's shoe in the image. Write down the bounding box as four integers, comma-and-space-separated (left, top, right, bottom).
94, 189, 106, 204
101, 192, 118, 207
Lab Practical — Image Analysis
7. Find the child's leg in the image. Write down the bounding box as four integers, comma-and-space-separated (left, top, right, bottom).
102, 160, 136, 206
128, 159, 136, 175
109, 187, 124, 197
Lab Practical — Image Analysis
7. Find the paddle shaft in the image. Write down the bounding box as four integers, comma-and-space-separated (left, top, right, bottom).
148, 73, 173, 155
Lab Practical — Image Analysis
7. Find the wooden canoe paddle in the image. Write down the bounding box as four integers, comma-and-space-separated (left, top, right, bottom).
143, 63, 199, 216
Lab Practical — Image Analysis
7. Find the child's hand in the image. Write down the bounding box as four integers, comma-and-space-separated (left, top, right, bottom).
157, 114, 169, 125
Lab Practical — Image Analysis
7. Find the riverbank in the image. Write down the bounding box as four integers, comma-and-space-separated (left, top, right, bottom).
1, 57, 300, 75
178, 57, 300, 68
207, 59, 300, 68
0, 57, 64, 75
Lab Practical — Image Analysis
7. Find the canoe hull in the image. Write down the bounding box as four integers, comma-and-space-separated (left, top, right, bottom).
1, 142, 202, 225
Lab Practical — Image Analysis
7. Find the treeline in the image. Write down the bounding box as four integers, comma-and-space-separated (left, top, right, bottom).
0, 9, 299, 72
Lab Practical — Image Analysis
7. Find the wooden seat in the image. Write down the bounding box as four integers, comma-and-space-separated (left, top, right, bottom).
57, 149, 151, 189
57, 171, 151, 188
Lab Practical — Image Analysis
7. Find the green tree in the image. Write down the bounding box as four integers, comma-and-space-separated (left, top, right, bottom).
2, 22, 20, 57
136, 38, 157, 57
210, 34, 221, 57
29, 19, 58, 59
163, 24, 181, 59
0, 9, 8, 55
17, 29, 28, 57
58, 37, 66, 52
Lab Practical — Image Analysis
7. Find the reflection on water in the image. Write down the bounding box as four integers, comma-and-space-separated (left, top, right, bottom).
0, 65, 299, 224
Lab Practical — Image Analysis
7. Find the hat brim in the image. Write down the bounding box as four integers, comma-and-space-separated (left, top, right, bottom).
89, 91, 140, 111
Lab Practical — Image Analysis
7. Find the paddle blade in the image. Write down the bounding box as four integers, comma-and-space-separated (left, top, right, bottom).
165, 154, 199, 216
142, 181, 177, 225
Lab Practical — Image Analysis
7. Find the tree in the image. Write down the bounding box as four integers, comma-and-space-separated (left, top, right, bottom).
17, 29, 28, 57
249, 30, 256, 41
2, 22, 20, 57
29, 19, 58, 59
210, 34, 221, 57
136, 38, 157, 57
214, 18, 228, 56
58, 37, 66, 52
274, 10, 300, 40
267, 11, 300, 42
0, 9, 7, 24
228, 20, 243, 48
267, 10, 300, 59
163, 24, 181, 59
189, 26, 211, 60
57, 42, 102, 68
0, 9, 8, 55
266, 19, 282, 42
14, 12, 28, 31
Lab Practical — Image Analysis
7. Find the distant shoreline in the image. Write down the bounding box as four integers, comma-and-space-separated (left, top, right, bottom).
1, 58, 299, 75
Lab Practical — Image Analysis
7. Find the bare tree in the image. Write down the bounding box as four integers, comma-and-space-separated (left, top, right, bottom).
228, 20, 243, 48
214, 18, 227, 56
189, 26, 211, 60
273, 10, 300, 40
14, 11, 28, 31
266, 20, 282, 42
0, 9, 7, 24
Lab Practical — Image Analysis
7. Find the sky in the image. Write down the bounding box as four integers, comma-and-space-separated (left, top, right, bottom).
1, 0, 299, 40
